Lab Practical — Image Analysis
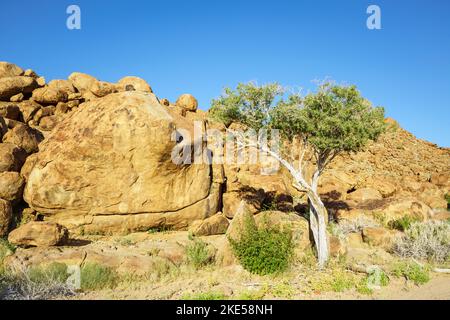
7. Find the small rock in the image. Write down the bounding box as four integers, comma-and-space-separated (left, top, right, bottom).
0, 171, 25, 201
2, 123, 44, 154
0, 142, 27, 172
10, 93, 24, 102
8, 221, 69, 247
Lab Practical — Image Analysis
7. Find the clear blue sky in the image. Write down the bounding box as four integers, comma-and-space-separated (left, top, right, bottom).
1, 0, 449, 147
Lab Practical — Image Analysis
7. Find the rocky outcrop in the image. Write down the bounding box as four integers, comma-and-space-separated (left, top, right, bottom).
23, 91, 221, 234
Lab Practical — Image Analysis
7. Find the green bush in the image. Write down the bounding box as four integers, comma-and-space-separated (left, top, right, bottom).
388, 216, 420, 231
185, 237, 212, 269
229, 215, 293, 275
80, 263, 118, 291
392, 261, 430, 285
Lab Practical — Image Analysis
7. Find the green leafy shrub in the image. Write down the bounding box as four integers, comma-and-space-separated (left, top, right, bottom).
388, 216, 420, 231
229, 216, 293, 275
80, 263, 118, 291
393, 220, 450, 263
185, 237, 212, 269
392, 261, 430, 285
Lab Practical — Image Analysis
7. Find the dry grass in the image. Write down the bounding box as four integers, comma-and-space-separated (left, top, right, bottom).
393, 220, 450, 263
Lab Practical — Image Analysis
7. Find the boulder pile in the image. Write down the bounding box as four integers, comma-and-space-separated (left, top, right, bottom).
0, 61, 449, 272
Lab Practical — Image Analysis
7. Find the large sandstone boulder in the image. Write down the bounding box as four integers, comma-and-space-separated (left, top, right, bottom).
47, 79, 76, 95
0, 199, 12, 237
8, 222, 68, 247
31, 87, 68, 104
0, 143, 27, 172
90, 81, 117, 97
24, 91, 221, 234
0, 62, 24, 79
176, 94, 198, 112
0, 171, 25, 201
117, 76, 152, 93
0, 76, 38, 100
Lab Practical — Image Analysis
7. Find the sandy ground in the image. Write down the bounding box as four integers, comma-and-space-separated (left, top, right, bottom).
71, 267, 450, 300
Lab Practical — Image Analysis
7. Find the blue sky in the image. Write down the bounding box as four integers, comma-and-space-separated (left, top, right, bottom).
1, 0, 449, 146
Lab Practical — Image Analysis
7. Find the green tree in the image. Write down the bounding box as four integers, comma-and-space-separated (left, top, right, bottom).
210, 81, 386, 267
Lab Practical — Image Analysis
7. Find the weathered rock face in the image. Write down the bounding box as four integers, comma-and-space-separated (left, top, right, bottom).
189, 213, 229, 236
0, 142, 27, 172
0, 171, 25, 201
2, 123, 43, 154
24, 91, 221, 234
7, 221, 68, 247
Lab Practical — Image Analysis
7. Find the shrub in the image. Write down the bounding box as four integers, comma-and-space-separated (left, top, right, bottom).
1, 263, 75, 300
329, 217, 379, 239
80, 263, 118, 291
357, 268, 390, 295
229, 216, 293, 275
28, 263, 69, 284
330, 271, 357, 292
182, 291, 226, 300
185, 237, 212, 269
392, 261, 430, 285
388, 216, 420, 231
393, 220, 450, 263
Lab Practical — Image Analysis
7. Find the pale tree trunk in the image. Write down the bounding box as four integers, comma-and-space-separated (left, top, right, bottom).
293, 170, 329, 268
307, 189, 329, 269
234, 135, 330, 267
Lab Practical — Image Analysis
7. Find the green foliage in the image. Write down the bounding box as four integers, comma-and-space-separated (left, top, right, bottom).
388, 216, 420, 231
185, 237, 212, 269
182, 290, 227, 300
80, 263, 118, 291
0, 239, 15, 277
330, 271, 357, 292
271, 82, 386, 155
392, 261, 430, 285
229, 215, 293, 275
445, 193, 450, 209
209, 82, 284, 129
355, 268, 389, 295
210, 81, 385, 168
